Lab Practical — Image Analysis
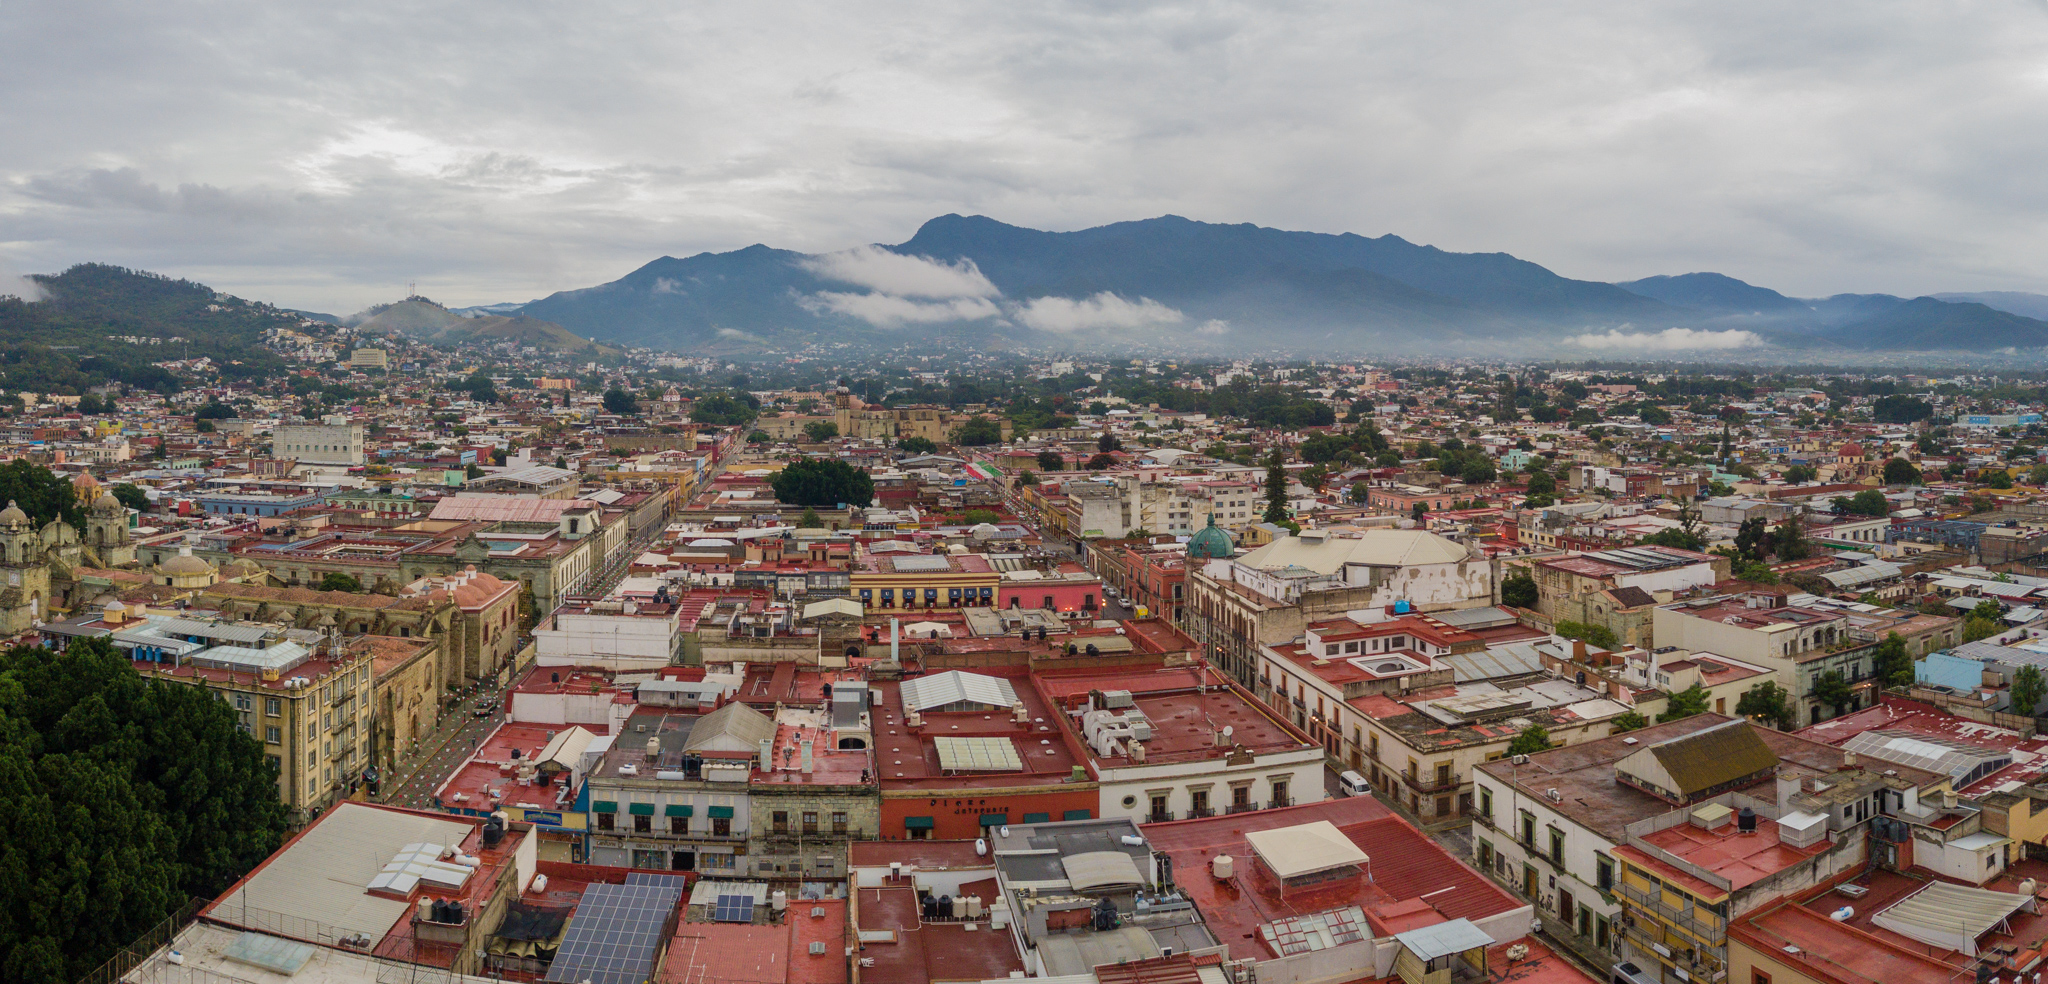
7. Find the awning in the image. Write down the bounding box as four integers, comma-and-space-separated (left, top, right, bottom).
979, 813, 1008, 827
665, 804, 693, 817
1063, 809, 1093, 821
1022, 812, 1052, 824
708, 806, 735, 819
593, 801, 618, 813
1870, 880, 2034, 957
628, 802, 655, 816
904, 816, 935, 829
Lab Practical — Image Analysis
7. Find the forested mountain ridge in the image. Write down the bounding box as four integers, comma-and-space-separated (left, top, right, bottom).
0, 263, 294, 395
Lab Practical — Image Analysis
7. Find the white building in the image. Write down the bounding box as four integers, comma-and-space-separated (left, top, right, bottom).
533, 598, 685, 671
275, 414, 366, 465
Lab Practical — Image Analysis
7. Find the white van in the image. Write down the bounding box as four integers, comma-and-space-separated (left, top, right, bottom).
1338, 770, 1372, 797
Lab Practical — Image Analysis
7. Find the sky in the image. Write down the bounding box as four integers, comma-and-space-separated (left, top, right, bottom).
5, 0, 2048, 315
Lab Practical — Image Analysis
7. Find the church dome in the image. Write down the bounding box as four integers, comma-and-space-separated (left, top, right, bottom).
1186, 514, 1236, 560
160, 547, 214, 576
94, 491, 123, 513
0, 500, 26, 527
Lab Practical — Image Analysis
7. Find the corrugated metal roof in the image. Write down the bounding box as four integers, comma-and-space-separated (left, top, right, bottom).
210, 803, 476, 947
900, 671, 1019, 712
1441, 646, 1545, 683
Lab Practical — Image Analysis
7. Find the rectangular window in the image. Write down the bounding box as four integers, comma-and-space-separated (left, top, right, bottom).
773, 811, 789, 833
265, 726, 281, 744
633, 813, 651, 833
597, 813, 615, 831
1597, 855, 1614, 891
1479, 788, 1493, 821
832, 812, 848, 834
670, 816, 688, 834
802, 811, 818, 834
266, 698, 282, 716
712, 817, 731, 837
1549, 828, 1564, 864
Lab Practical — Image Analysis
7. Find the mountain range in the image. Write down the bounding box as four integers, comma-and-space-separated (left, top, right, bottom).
491, 214, 2048, 356
312, 297, 617, 355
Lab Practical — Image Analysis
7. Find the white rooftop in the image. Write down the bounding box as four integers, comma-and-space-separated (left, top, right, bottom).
1244, 819, 1370, 880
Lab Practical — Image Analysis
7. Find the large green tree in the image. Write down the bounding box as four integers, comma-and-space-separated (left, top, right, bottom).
1507, 725, 1553, 757
0, 459, 84, 530
1736, 681, 1797, 730
1657, 683, 1711, 722
1262, 449, 1289, 523
771, 459, 875, 508
0, 637, 289, 984
953, 416, 1003, 446
2014, 665, 2046, 716
1872, 632, 1914, 688
1501, 571, 1539, 609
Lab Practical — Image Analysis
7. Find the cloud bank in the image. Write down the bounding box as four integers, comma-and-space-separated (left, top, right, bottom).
1016, 293, 1185, 333
1568, 327, 1765, 351
0, 264, 44, 302
803, 290, 1001, 326
802, 246, 998, 299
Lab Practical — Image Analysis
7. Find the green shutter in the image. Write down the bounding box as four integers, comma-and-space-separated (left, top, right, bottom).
665, 804, 693, 817
1021, 812, 1051, 824
978, 812, 1008, 827
594, 801, 618, 813
628, 802, 655, 816
1062, 809, 1092, 821
708, 806, 735, 819
904, 816, 935, 829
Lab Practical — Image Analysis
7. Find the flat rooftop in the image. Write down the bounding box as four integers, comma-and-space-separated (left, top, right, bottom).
1140, 797, 1520, 965
855, 885, 1025, 984
433, 722, 577, 813
1615, 814, 1831, 896
868, 676, 1086, 790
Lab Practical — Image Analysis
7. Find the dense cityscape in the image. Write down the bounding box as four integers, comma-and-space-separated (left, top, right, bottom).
6, 277, 2048, 984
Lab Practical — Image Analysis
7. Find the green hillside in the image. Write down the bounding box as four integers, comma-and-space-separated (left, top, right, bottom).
0, 264, 292, 395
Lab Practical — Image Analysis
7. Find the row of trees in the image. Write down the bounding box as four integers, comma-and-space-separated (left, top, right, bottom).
0, 638, 290, 983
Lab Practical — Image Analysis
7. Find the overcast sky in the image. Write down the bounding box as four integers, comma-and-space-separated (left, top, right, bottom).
5, 1, 2048, 314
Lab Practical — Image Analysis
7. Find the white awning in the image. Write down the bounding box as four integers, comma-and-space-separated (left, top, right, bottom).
1869, 880, 2035, 957
1245, 820, 1370, 880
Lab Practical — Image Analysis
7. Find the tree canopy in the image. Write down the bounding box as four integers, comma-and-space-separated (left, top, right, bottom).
896, 436, 937, 455
110, 482, 149, 511
1736, 680, 1797, 730
1507, 725, 1553, 757
0, 637, 290, 983
0, 459, 84, 530
953, 416, 1003, 446
771, 458, 875, 508
1501, 571, 1538, 609
602, 387, 640, 415
689, 391, 755, 426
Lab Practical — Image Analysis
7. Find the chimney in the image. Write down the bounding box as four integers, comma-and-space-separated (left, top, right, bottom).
1843, 751, 1858, 770
1777, 774, 1801, 814
1572, 639, 1587, 662
800, 740, 814, 774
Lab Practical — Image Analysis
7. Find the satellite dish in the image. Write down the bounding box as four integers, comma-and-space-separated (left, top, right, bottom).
1222, 725, 1234, 738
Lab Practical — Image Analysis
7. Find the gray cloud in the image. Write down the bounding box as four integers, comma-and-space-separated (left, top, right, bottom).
4, 0, 2048, 314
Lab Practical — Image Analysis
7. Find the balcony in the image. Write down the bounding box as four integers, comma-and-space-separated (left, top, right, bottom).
1400, 770, 1464, 794
1187, 807, 1216, 819
1616, 881, 1726, 941
1147, 811, 1175, 823
1227, 802, 1261, 815
1269, 796, 1293, 809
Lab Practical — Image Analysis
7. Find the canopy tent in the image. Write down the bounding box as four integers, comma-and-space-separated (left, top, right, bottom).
1869, 881, 2036, 957
1245, 820, 1371, 881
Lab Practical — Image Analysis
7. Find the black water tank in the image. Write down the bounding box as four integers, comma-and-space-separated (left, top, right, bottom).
1737, 807, 1757, 832
938, 895, 953, 919
921, 895, 938, 919
483, 818, 505, 846
550, 672, 560, 683
432, 899, 450, 923
449, 901, 465, 924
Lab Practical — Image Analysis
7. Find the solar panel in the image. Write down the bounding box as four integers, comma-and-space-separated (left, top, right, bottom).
711, 894, 755, 923
542, 882, 685, 984
624, 872, 690, 891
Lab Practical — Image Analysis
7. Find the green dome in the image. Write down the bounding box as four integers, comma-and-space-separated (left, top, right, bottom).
1187, 515, 1235, 559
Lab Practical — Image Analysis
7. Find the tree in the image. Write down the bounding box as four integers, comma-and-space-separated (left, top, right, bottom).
1835, 489, 1890, 517
771, 458, 875, 508
1302, 463, 1329, 492
898, 436, 937, 455
1784, 464, 1817, 484
1347, 482, 1369, 505
0, 637, 289, 984
1732, 559, 1780, 584
1611, 711, 1650, 733
318, 571, 363, 593
746, 429, 769, 443
1965, 617, 2003, 643
1554, 620, 1619, 650
1872, 632, 1914, 689
1973, 599, 2005, 623
797, 506, 824, 528
1507, 725, 1553, 757
954, 416, 1003, 446
1016, 469, 1038, 487
1502, 571, 1539, 609
2015, 665, 2047, 715
1037, 451, 1065, 471
1263, 449, 1289, 523
1772, 517, 1810, 561
1882, 457, 1922, 485
193, 399, 238, 420
1736, 681, 1797, 730
0, 459, 84, 531
602, 387, 639, 415
1734, 517, 1770, 563
1985, 469, 2016, 490
1085, 452, 1117, 470
1411, 501, 1429, 524
1870, 395, 1933, 424
1097, 431, 1121, 453
110, 482, 148, 511
962, 509, 1002, 525
1658, 683, 1711, 722
803, 420, 840, 442
1642, 526, 1706, 552
1811, 670, 1854, 718
1524, 467, 1556, 499
690, 392, 755, 426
